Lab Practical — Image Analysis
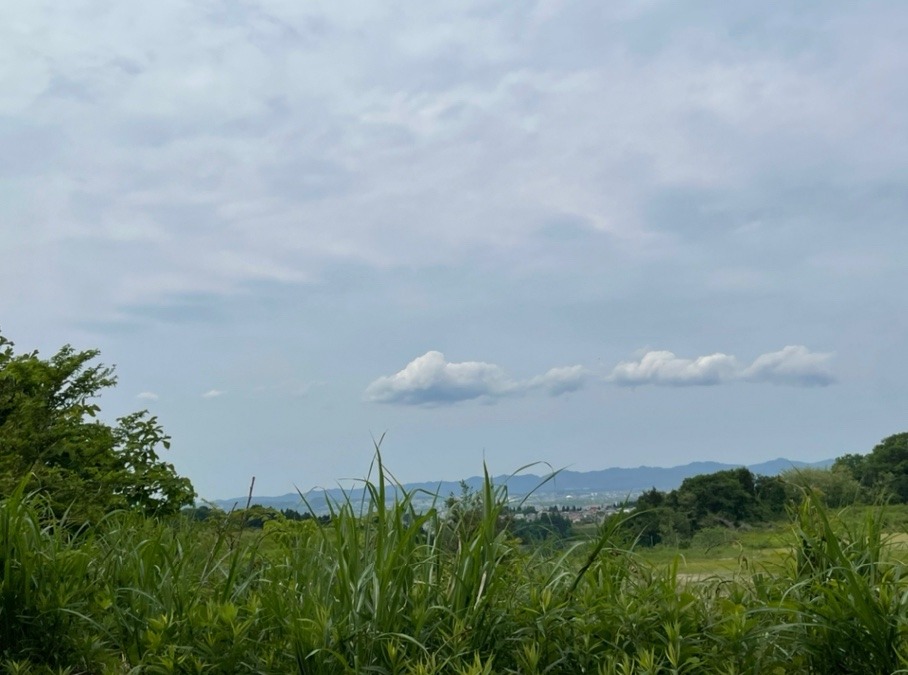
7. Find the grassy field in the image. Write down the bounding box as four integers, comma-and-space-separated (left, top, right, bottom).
4, 470, 908, 674
622, 504, 908, 578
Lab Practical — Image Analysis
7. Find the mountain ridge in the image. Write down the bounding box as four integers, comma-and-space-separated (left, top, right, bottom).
210, 457, 833, 514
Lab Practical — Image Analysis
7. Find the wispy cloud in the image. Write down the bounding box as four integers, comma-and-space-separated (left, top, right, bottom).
202, 389, 226, 399
365, 351, 586, 406
742, 345, 836, 387
5, 0, 905, 330
525, 365, 588, 396
609, 346, 835, 388
136, 391, 159, 401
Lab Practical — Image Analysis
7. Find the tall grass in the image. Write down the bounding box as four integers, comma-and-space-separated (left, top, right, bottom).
760, 491, 908, 673
3, 465, 908, 673
0, 483, 103, 671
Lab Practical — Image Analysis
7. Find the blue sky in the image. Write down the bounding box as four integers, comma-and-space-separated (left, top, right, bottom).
2, 1, 907, 499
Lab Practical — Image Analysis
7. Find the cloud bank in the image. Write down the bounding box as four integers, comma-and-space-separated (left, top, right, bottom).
369, 346, 834, 406
610, 346, 834, 388
364, 351, 586, 405
4, 0, 906, 333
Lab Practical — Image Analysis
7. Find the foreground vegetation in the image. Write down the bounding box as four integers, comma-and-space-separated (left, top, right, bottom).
4, 468, 908, 674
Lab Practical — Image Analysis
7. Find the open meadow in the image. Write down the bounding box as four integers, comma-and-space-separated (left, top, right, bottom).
622, 504, 908, 579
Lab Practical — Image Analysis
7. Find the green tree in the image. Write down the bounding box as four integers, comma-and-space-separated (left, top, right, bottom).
617, 505, 691, 547
754, 473, 789, 517
864, 433, 908, 501
833, 433, 908, 502
509, 511, 573, 544
781, 466, 864, 507
636, 487, 665, 509
0, 332, 195, 521
832, 452, 867, 481
232, 504, 284, 529
673, 468, 758, 527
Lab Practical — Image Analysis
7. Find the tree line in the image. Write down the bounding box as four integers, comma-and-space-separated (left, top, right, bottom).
618, 432, 908, 546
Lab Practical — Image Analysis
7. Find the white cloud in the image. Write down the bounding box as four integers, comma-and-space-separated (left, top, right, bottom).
202, 389, 225, 399
742, 345, 835, 387
526, 365, 587, 396
365, 351, 585, 405
610, 351, 740, 387
137, 391, 159, 401
369, 346, 834, 404
365, 351, 514, 405
610, 347, 835, 387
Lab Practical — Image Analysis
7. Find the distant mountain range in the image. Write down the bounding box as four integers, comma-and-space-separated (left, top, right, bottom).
210, 457, 833, 515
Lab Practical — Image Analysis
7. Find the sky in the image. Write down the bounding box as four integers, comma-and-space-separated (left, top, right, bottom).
2, 1, 907, 500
